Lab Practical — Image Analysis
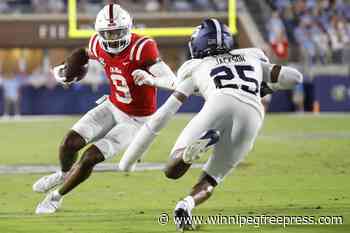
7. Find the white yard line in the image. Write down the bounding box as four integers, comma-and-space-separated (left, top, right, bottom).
0, 113, 349, 124
0, 212, 118, 218
0, 163, 204, 175
260, 132, 350, 140
0, 115, 75, 123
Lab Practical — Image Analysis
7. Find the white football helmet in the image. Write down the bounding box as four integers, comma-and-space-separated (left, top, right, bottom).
95, 4, 133, 54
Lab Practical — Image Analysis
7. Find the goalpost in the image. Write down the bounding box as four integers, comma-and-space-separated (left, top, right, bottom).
67, 0, 237, 39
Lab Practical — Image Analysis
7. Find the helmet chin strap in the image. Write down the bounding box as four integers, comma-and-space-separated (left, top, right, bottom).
188, 41, 194, 59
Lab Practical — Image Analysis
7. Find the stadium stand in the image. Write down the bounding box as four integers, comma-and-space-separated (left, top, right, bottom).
267, 0, 350, 65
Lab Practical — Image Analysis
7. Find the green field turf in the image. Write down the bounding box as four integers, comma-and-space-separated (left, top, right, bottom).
0, 114, 349, 233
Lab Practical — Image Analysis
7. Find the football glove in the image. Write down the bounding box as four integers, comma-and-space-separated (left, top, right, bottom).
132, 69, 155, 87
52, 64, 78, 85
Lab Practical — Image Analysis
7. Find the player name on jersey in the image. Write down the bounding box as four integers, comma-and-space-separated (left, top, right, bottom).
216, 54, 246, 65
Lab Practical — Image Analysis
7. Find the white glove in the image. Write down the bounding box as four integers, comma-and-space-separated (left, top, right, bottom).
52, 64, 68, 84
51, 64, 79, 85
132, 69, 155, 87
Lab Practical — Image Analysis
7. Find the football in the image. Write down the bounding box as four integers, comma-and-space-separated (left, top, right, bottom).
65, 48, 89, 82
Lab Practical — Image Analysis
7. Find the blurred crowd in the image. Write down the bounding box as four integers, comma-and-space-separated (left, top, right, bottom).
266, 0, 350, 64
0, 0, 227, 14
0, 0, 66, 14
0, 56, 106, 118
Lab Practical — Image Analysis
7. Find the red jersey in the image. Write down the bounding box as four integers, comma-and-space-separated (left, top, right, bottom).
88, 33, 159, 116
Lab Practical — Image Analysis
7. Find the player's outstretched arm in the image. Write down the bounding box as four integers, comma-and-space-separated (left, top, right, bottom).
119, 78, 195, 171
118, 93, 183, 171
262, 63, 303, 91
149, 60, 177, 90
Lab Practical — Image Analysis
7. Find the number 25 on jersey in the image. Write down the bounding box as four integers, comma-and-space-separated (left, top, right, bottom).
210, 65, 260, 96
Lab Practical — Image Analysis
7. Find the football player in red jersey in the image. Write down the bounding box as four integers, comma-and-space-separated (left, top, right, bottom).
33, 4, 176, 214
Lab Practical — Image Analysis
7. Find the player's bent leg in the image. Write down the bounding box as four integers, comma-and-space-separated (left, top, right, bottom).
59, 130, 87, 172
165, 98, 223, 181
182, 129, 220, 164
164, 148, 192, 180
35, 122, 132, 214
33, 100, 115, 194
32, 130, 86, 193
35, 145, 105, 214
56, 123, 136, 196
58, 145, 105, 195
203, 100, 263, 185
174, 172, 218, 231
61, 99, 115, 172
164, 130, 220, 180
189, 172, 217, 205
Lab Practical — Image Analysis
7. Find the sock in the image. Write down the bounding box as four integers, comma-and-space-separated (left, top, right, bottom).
59, 170, 68, 180
52, 189, 63, 200
184, 196, 195, 211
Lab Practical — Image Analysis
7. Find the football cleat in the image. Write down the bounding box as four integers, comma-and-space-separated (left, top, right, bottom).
174, 201, 195, 232
183, 129, 220, 164
35, 191, 63, 214
32, 171, 65, 193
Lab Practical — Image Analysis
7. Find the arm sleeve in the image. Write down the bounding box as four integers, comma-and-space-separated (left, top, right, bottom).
148, 61, 177, 90
175, 77, 196, 97
262, 63, 303, 90
119, 95, 183, 171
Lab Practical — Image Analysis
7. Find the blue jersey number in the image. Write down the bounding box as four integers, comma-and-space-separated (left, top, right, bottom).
210, 65, 259, 95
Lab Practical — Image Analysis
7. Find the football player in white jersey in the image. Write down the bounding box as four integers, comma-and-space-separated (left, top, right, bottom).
120, 18, 303, 231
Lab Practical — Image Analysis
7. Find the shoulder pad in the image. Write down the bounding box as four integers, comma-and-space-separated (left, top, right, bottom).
129, 36, 151, 61
177, 59, 202, 82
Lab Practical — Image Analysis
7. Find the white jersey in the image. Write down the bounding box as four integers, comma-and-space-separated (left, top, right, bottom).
119, 48, 302, 172
176, 48, 270, 118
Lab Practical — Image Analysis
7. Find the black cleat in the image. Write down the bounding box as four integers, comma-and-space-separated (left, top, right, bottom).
174, 202, 195, 232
